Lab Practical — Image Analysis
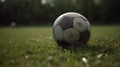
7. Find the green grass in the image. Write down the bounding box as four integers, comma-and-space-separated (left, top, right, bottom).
0, 25, 120, 67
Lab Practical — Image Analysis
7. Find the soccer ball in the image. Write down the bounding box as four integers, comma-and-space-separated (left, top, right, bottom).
53, 12, 91, 48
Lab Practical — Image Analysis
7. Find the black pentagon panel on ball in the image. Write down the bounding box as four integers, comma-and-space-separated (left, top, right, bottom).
58, 16, 74, 30
79, 29, 90, 45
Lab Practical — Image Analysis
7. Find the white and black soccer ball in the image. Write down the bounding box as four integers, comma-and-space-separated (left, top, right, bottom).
53, 12, 91, 48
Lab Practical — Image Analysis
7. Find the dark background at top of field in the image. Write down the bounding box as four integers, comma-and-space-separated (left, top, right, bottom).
0, 0, 120, 26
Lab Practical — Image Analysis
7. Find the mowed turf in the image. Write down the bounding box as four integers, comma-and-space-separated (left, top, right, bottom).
0, 25, 120, 67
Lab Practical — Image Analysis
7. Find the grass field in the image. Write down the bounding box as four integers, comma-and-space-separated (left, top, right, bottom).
0, 25, 120, 67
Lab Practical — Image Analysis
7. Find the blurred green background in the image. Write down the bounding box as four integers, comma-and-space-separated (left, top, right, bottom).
0, 0, 120, 26
0, 0, 120, 67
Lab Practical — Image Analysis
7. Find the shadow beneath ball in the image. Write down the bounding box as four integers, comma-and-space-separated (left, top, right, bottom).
59, 43, 115, 55
57, 40, 88, 50
59, 43, 87, 50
